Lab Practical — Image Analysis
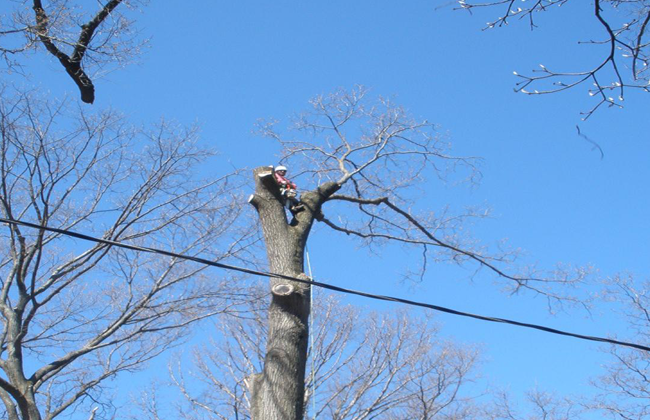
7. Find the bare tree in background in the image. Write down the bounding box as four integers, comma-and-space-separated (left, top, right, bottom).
487, 275, 650, 420
0, 0, 143, 103
246, 87, 585, 420
458, 0, 650, 118
588, 275, 650, 420
0, 87, 255, 420
167, 292, 482, 420
486, 389, 583, 420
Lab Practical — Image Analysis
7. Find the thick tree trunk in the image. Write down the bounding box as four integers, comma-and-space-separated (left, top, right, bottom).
248, 166, 338, 420
1, 305, 42, 420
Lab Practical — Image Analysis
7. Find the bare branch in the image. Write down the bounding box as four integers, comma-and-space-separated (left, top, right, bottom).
459, 0, 650, 118
1, 1, 146, 103
260, 88, 589, 309
588, 275, 650, 419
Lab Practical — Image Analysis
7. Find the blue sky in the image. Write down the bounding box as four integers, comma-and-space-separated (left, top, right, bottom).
5, 0, 650, 415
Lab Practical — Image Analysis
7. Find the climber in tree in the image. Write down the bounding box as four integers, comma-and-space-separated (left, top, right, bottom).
273, 165, 303, 213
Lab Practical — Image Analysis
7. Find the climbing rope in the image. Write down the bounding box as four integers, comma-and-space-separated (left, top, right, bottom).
306, 246, 317, 420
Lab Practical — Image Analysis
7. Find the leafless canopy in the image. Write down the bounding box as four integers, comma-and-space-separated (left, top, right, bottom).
167, 292, 482, 420
486, 389, 583, 420
0, 0, 145, 103
0, 87, 253, 420
458, 0, 650, 119
259, 87, 588, 309
589, 275, 650, 420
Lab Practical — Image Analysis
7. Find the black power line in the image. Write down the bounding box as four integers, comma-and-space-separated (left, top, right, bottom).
1, 217, 648, 353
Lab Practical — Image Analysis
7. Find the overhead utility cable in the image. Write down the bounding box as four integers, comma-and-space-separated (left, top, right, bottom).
1, 217, 648, 353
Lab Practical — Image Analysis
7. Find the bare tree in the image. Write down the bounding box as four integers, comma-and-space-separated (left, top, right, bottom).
0, 87, 255, 420
486, 389, 583, 420
246, 87, 584, 420
167, 292, 482, 420
458, 0, 650, 118
0, 0, 143, 103
488, 275, 650, 420
588, 275, 650, 420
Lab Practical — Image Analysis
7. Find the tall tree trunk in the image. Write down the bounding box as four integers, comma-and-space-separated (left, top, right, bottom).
1, 302, 42, 420
248, 166, 338, 420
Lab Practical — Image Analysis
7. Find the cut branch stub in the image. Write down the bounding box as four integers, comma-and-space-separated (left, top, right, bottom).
272, 283, 295, 296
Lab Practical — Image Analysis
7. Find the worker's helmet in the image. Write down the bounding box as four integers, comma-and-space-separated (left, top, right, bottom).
275, 165, 287, 172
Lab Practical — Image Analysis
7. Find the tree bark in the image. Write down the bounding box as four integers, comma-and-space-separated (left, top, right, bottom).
248, 166, 338, 420
1, 299, 42, 420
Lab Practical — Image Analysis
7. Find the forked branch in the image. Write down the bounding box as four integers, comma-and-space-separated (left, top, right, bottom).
31, 0, 125, 103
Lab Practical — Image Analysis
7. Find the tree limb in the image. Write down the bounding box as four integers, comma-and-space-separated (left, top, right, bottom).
31, 0, 125, 103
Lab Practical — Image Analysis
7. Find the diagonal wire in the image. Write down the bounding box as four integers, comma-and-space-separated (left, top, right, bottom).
1, 217, 648, 353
